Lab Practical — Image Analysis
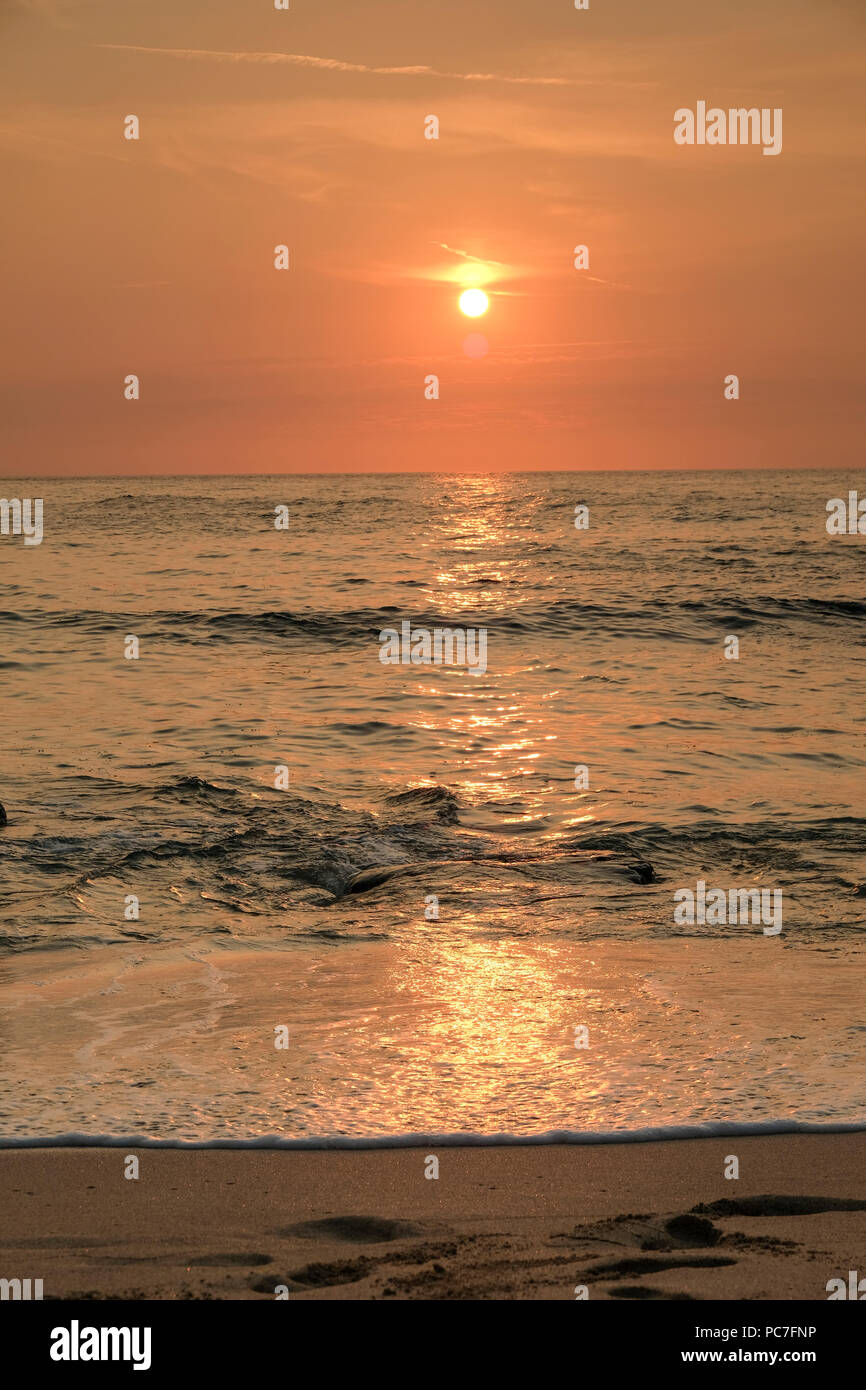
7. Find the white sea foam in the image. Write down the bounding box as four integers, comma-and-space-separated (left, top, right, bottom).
2, 1119, 865, 1150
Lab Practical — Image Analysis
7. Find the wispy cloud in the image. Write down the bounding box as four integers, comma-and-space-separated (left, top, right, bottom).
430, 243, 509, 268
94, 45, 585, 86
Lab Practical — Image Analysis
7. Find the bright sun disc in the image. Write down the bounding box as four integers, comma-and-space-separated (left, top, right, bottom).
459, 288, 489, 317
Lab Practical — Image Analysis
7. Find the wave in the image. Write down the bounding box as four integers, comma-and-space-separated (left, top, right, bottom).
4, 776, 866, 881
2, 1119, 865, 1150
2, 770, 864, 951
2, 593, 864, 646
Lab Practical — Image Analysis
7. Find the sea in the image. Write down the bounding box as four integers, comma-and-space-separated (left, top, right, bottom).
0, 469, 864, 1145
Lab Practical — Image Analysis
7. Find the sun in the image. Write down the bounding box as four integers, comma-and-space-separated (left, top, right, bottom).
459, 288, 489, 317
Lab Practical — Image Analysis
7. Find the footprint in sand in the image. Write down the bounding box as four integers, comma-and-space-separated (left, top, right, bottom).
552, 1211, 725, 1253
257, 1224, 461, 1294
278, 1215, 428, 1244
691, 1195, 866, 1218
254, 1258, 370, 1291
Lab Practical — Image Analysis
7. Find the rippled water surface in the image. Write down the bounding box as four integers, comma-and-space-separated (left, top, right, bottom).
1, 470, 864, 1139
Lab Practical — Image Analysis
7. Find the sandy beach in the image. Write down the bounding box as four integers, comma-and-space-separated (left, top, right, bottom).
2, 1133, 863, 1300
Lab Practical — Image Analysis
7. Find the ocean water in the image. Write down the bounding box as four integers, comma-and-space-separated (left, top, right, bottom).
1, 469, 864, 1142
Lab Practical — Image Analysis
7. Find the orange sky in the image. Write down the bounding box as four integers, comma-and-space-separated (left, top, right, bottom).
0, 0, 864, 474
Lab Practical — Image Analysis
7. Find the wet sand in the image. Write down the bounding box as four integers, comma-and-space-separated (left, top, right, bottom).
1, 1133, 863, 1300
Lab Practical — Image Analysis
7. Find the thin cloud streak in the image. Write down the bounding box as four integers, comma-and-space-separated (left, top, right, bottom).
94, 44, 588, 86
431, 243, 509, 268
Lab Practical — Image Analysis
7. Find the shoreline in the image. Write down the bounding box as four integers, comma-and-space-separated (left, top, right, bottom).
2, 1133, 864, 1300
2, 1118, 866, 1149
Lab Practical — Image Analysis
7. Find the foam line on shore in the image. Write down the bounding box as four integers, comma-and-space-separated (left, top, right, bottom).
2, 1118, 865, 1150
